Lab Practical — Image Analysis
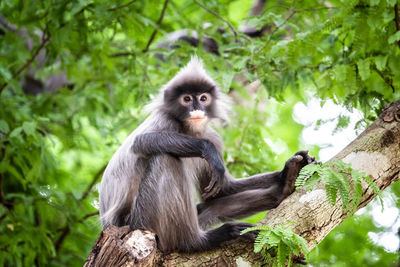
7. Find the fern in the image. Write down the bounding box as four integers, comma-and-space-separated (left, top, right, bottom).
242, 224, 309, 267
296, 160, 383, 213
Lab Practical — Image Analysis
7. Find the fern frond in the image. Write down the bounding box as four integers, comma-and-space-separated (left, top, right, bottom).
296, 163, 321, 189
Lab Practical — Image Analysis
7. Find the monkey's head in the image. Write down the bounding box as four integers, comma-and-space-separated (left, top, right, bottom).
163, 79, 218, 131
149, 56, 230, 132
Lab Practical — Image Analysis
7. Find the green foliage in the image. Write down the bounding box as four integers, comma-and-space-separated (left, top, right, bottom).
307, 210, 398, 266
1, 0, 399, 265
241, 224, 309, 267
296, 161, 382, 213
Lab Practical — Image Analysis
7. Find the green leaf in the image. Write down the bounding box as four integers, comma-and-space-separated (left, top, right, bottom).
221, 71, 235, 92
357, 60, 370, 81
0, 120, 10, 134
388, 31, 400, 44
375, 55, 388, 71
9, 126, 23, 138
334, 65, 347, 82
0, 64, 12, 81
369, 0, 380, 5
296, 164, 321, 188
22, 122, 36, 136
386, 0, 397, 6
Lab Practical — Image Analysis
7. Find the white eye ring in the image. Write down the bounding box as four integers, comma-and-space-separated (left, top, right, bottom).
198, 93, 211, 105
179, 95, 192, 105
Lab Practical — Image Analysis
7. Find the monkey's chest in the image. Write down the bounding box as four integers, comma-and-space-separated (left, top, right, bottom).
181, 157, 210, 183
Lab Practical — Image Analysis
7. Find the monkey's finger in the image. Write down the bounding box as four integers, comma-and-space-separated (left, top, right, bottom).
204, 178, 216, 193
202, 184, 221, 199
295, 150, 309, 157
294, 155, 303, 162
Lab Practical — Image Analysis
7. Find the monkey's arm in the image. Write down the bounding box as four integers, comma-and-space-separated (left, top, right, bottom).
132, 132, 225, 198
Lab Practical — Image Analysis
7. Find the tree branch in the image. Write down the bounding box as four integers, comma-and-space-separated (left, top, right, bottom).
80, 165, 107, 202
85, 101, 400, 266
194, 0, 238, 40
55, 226, 70, 252
107, 0, 137, 11
142, 0, 170, 53
372, 65, 396, 93
0, 28, 50, 95
108, 52, 135, 58
82, 211, 99, 220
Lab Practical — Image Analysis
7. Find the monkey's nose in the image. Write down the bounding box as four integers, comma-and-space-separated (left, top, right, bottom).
189, 110, 206, 119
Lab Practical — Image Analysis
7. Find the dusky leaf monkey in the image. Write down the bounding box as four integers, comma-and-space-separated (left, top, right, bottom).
99, 57, 316, 253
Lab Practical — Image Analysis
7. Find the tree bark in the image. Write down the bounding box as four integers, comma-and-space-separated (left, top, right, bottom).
84, 100, 400, 267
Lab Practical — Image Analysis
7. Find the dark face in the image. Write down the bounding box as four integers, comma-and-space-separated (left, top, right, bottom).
163, 80, 217, 125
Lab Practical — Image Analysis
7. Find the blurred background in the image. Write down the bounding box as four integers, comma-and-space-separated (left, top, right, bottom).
1, 0, 400, 266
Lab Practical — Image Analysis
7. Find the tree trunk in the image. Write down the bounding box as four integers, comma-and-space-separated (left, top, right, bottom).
84, 100, 400, 266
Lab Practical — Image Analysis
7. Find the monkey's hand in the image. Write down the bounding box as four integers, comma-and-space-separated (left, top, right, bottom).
201, 140, 225, 200
281, 150, 319, 197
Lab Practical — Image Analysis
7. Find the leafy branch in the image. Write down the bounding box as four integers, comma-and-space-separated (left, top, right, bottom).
242, 224, 308, 267
194, 0, 238, 40
0, 26, 50, 95
142, 0, 170, 53
296, 161, 382, 214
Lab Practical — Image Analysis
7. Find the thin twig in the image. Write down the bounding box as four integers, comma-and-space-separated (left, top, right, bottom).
55, 212, 99, 252
80, 165, 107, 201
194, 0, 238, 40
143, 0, 170, 53
107, 0, 137, 11
82, 211, 99, 220
373, 66, 396, 93
55, 226, 70, 252
294, 7, 338, 12
394, 3, 400, 48
0, 30, 50, 95
108, 51, 135, 57
269, 10, 296, 36
0, 20, 72, 95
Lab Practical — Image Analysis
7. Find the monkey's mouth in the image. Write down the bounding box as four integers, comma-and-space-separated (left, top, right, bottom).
188, 116, 206, 120
187, 115, 208, 126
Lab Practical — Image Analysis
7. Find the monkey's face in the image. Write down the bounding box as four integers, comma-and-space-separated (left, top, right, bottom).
163, 80, 218, 129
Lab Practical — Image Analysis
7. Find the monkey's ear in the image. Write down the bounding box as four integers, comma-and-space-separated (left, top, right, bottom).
163, 89, 173, 103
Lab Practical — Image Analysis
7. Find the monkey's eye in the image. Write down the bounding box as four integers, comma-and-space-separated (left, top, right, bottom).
179, 95, 192, 105
198, 93, 211, 105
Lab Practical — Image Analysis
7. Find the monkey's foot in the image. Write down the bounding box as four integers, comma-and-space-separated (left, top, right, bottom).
219, 222, 257, 241
281, 150, 319, 196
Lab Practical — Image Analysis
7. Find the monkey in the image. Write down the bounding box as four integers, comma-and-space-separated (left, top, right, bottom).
99, 56, 317, 253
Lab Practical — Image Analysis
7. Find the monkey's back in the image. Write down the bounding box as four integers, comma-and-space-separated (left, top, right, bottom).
99, 112, 178, 228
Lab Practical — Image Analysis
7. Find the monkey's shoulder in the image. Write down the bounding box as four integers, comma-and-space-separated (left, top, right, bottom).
203, 127, 223, 153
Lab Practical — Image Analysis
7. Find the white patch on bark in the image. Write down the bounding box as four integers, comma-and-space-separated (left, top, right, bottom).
124, 230, 156, 260
236, 257, 252, 267
342, 151, 391, 178
299, 189, 326, 204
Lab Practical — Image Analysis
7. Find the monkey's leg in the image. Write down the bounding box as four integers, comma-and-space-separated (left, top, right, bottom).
198, 151, 317, 229
213, 150, 317, 198
199, 222, 257, 251
129, 155, 252, 253
197, 187, 282, 229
